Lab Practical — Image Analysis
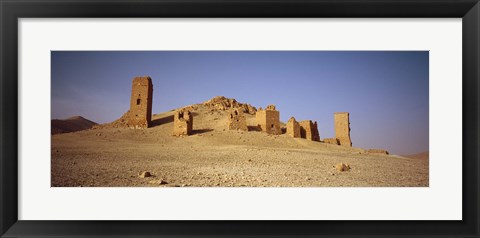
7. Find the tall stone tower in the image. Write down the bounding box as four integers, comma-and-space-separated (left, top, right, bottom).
334, 112, 352, 147
127, 76, 153, 128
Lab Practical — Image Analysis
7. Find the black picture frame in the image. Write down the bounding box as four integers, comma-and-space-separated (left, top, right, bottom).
1, 0, 479, 237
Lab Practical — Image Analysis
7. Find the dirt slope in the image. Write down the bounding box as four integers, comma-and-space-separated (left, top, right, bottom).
403, 151, 429, 160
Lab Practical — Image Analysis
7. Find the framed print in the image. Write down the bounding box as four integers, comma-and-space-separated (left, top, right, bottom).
1, 0, 479, 237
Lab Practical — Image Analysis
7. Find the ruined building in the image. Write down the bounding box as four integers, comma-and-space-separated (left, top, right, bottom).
334, 112, 352, 147
299, 120, 320, 141
125, 76, 153, 129
227, 108, 248, 131
286, 117, 300, 138
173, 109, 193, 136
256, 105, 281, 135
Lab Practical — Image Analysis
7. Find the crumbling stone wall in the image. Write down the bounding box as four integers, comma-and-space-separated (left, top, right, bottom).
256, 105, 281, 135
173, 109, 193, 136
323, 138, 339, 145
265, 105, 276, 111
334, 112, 352, 147
227, 108, 248, 131
286, 117, 300, 138
125, 76, 153, 129
299, 120, 320, 141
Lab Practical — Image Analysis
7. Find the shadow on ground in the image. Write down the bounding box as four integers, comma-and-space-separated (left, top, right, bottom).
150, 115, 174, 127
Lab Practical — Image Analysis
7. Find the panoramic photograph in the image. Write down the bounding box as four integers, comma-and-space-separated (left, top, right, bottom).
51, 51, 429, 187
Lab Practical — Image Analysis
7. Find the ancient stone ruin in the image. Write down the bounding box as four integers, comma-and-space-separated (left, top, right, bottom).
127, 76, 153, 128
173, 109, 193, 136
299, 120, 320, 141
334, 112, 352, 147
227, 108, 248, 131
108, 76, 153, 129
286, 117, 300, 138
102, 77, 359, 148
256, 105, 281, 135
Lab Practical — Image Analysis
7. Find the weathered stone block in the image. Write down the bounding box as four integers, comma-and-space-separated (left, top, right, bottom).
334, 112, 352, 147
265, 105, 276, 111
256, 105, 281, 135
299, 120, 320, 141
227, 108, 248, 131
125, 76, 153, 129
173, 109, 193, 136
286, 117, 300, 138
334, 163, 351, 172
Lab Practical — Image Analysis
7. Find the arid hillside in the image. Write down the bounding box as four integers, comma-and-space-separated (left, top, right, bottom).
51, 96, 429, 187
403, 151, 429, 160
51, 116, 98, 135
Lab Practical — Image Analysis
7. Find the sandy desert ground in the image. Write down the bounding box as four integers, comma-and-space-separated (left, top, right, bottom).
51, 99, 429, 187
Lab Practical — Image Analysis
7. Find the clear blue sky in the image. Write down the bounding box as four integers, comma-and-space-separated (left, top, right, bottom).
51, 51, 429, 155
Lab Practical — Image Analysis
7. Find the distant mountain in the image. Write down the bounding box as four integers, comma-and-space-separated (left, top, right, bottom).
403, 151, 429, 160
51, 116, 98, 134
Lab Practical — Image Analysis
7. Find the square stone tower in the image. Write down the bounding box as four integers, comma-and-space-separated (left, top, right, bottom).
127, 76, 153, 128
173, 109, 193, 136
256, 105, 281, 135
334, 112, 352, 147
286, 117, 300, 138
228, 108, 248, 131
299, 120, 320, 141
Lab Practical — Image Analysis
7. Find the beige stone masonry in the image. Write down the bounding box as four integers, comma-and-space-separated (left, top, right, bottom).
126, 76, 153, 129
299, 120, 320, 141
227, 108, 248, 131
173, 109, 193, 136
334, 112, 352, 147
256, 105, 281, 135
286, 117, 300, 138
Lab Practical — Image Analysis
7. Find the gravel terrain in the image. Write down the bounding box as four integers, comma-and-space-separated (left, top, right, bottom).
52, 104, 429, 187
